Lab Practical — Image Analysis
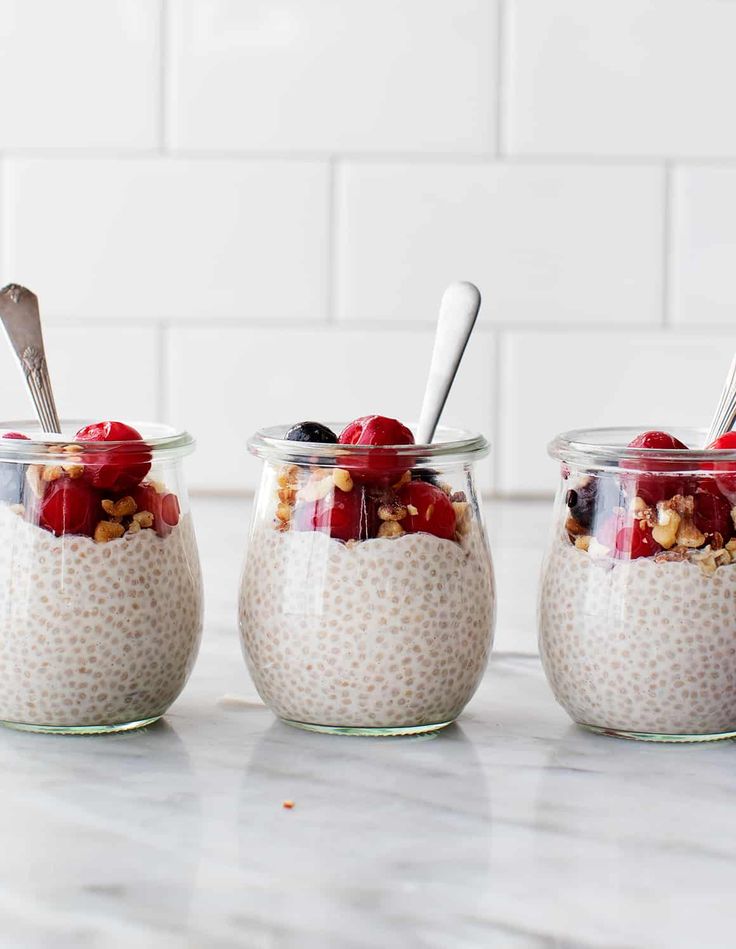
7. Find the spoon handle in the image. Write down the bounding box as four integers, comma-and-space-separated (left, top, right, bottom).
416, 282, 481, 445
706, 353, 736, 445
0, 284, 61, 434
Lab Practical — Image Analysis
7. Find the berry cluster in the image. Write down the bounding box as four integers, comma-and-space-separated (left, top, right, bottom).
0, 422, 180, 541
280, 416, 465, 542
565, 430, 736, 567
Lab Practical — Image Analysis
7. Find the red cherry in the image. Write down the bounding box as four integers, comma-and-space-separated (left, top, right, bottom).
76, 421, 151, 492
131, 483, 180, 537
624, 430, 691, 505
693, 487, 733, 544
614, 523, 661, 560
398, 481, 456, 541
338, 415, 414, 483
293, 487, 374, 542
704, 432, 736, 501
2, 432, 29, 440
39, 478, 100, 537
627, 431, 689, 453
339, 415, 414, 447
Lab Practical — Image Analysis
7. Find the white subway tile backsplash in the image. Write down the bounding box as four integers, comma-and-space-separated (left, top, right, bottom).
0, 1, 159, 150
0, 326, 158, 424
168, 0, 496, 154
671, 167, 736, 325
336, 163, 663, 324
498, 331, 735, 495
4, 159, 329, 321
166, 326, 495, 492
506, 0, 736, 158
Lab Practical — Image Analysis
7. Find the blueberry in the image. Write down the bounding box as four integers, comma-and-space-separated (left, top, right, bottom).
285, 421, 338, 444
0, 462, 25, 505
413, 469, 441, 487
566, 480, 597, 529
566, 476, 625, 530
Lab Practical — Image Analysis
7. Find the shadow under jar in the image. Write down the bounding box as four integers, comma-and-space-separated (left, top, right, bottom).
239, 425, 495, 736
539, 426, 736, 742
0, 421, 203, 734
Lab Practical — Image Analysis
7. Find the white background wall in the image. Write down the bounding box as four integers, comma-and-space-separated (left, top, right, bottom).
0, 0, 733, 494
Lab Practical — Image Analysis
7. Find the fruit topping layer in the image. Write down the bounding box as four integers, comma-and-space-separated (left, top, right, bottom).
564, 429, 736, 574
274, 416, 470, 543
0, 423, 179, 543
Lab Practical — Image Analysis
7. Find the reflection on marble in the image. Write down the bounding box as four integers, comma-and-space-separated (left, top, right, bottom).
0, 498, 734, 948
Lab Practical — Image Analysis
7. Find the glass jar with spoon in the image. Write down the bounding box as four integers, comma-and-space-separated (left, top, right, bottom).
239, 283, 496, 735
0, 285, 203, 733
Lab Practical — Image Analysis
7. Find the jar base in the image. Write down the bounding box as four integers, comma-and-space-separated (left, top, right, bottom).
280, 717, 455, 737
0, 715, 162, 735
579, 722, 736, 743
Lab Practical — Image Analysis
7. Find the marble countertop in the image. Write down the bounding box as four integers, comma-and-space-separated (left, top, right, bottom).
2, 497, 736, 949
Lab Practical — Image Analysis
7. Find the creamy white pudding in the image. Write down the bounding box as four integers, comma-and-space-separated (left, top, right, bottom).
539, 540, 736, 737
0, 504, 203, 729
240, 525, 494, 730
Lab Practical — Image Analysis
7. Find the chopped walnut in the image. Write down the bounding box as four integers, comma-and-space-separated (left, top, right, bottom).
652, 504, 681, 549
727, 538, 736, 555
565, 514, 587, 537
377, 500, 408, 522
452, 500, 471, 535
297, 475, 334, 503
41, 465, 64, 483
60, 462, 84, 479
392, 470, 411, 489
277, 486, 297, 505
133, 510, 154, 529
276, 502, 292, 523
94, 521, 125, 543
654, 548, 688, 563
60, 443, 83, 454
587, 537, 611, 559
406, 504, 419, 516
438, 482, 453, 497
277, 465, 299, 489
333, 468, 354, 493
102, 496, 137, 518
126, 520, 141, 534
450, 491, 467, 503
377, 521, 404, 539
574, 535, 591, 552
25, 466, 43, 498
675, 517, 706, 549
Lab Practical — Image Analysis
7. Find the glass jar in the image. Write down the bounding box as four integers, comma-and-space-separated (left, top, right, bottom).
0, 420, 203, 734
539, 426, 736, 742
239, 424, 495, 736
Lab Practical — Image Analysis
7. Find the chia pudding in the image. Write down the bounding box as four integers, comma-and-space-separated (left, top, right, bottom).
0, 421, 203, 732
539, 427, 736, 740
239, 416, 495, 734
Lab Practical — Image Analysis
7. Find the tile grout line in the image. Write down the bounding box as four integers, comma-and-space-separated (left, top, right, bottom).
0, 156, 7, 282
495, 0, 506, 157
158, 0, 169, 154
492, 329, 504, 491
661, 161, 673, 327
326, 158, 337, 322
156, 321, 169, 423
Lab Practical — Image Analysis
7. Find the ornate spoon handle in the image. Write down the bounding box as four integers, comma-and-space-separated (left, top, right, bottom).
0, 284, 61, 434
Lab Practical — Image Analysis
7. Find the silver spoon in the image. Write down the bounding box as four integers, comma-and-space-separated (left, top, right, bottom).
706, 353, 736, 445
416, 281, 482, 445
0, 284, 61, 434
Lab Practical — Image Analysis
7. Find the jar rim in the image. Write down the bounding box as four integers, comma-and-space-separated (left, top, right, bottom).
549, 425, 734, 468
248, 423, 490, 465
0, 419, 194, 463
